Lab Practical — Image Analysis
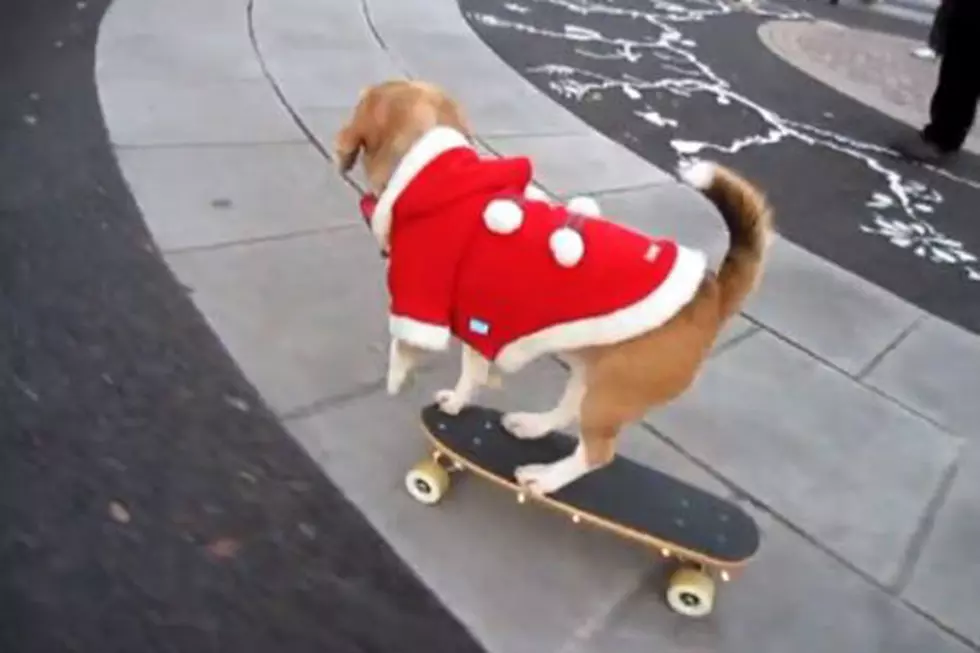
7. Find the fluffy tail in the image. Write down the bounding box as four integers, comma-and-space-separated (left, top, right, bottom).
678, 160, 773, 320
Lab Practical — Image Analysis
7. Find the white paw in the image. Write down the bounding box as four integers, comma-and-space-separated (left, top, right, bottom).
435, 389, 466, 415
514, 462, 571, 496
502, 412, 553, 440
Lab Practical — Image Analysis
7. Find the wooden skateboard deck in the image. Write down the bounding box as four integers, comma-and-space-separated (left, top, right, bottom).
406, 403, 761, 617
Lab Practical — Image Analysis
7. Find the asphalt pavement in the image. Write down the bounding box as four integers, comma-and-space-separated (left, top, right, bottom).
460, 0, 980, 335
0, 0, 485, 650
6, 0, 980, 650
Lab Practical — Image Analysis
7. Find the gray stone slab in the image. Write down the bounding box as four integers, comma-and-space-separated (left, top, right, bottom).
482, 133, 672, 196
589, 182, 731, 267
866, 317, 980, 440
253, 0, 377, 49
646, 330, 960, 583
742, 237, 923, 375
99, 78, 300, 146
367, 0, 476, 37
376, 33, 588, 136
258, 46, 402, 110
118, 143, 354, 252
575, 508, 972, 653
285, 358, 730, 653
904, 444, 980, 646
164, 228, 391, 415
96, 23, 262, 82
99, 0, 249, 42
385, 32, 529, 81
439, 78, 589, 137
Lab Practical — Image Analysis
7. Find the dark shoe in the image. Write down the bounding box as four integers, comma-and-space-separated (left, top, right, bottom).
891, 133, 957, 164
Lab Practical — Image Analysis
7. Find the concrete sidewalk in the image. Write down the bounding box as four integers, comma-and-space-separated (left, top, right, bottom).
95, 0, 980, 651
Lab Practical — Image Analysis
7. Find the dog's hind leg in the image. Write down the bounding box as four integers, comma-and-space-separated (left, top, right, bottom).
513, 383, 623, 496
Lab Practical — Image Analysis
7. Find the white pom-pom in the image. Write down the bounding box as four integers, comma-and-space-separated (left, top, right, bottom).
678, 160, 716, 190
524, 185, 550, 202
483, 199, 523, 234
566, 195, 601, 217
549, 227, 585, 267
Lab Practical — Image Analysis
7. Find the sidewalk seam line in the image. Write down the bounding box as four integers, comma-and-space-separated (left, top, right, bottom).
743, 315, 960, 438
162, 224, 360, 257
855, 313, 926, 380
278, 359, 446, 422
553, 569, 653, 653
246, 0, 367, 195
891, 454, 961, 592
278, 379, 388, 422
710, 322, 762, 358
637, 416, 972, 636
112, 138, 310, 151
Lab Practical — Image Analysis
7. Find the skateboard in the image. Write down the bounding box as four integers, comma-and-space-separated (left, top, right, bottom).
404, 403, 761, 618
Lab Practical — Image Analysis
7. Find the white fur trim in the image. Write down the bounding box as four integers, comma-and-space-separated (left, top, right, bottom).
389, 315, 451, 351
370, 127, 473, 247
524, 184, 550, 202
549, 228, 585, 267
566, 196, 601, 216
483, 199, 524, 234
678, 160, 716, 190
495, 245, 707, 372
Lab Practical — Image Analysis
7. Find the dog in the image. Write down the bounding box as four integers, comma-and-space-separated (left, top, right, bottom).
334, 79, 773, 496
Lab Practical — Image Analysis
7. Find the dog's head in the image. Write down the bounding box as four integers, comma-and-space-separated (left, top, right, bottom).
332, 79, 472, 194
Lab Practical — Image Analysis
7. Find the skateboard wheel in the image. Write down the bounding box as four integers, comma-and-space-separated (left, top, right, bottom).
405, 459, 451, 505
666, 567, 716, 618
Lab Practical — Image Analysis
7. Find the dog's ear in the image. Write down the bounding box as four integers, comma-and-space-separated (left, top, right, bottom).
333, 122, 363, 173
334, 86, 377, 173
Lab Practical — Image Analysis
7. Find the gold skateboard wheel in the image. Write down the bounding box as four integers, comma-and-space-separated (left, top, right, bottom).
405, 458, 451, 505
665, 567, 716, 618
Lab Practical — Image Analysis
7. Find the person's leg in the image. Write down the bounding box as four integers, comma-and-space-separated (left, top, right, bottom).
921, 43, 980, 152
927, 0, 952, 55
894, 0, 980, 162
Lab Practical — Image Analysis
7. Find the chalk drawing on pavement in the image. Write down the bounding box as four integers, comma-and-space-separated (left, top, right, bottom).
466, 0, 980, 281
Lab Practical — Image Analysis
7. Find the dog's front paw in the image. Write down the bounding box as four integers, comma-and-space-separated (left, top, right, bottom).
514, 462, 567, 496
502, 412, 553, 440
435, 389, 467, 415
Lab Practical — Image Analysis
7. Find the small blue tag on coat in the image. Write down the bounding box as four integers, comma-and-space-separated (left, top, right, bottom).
469, 318, 490, 335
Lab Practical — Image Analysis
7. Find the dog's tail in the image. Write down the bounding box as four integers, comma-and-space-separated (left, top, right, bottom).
679, 160, 773, 320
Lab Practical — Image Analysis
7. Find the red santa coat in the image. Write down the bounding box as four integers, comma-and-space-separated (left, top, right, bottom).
361, 127, 707, 373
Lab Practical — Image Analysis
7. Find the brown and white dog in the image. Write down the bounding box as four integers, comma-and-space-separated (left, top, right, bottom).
334, 79, 773, 496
